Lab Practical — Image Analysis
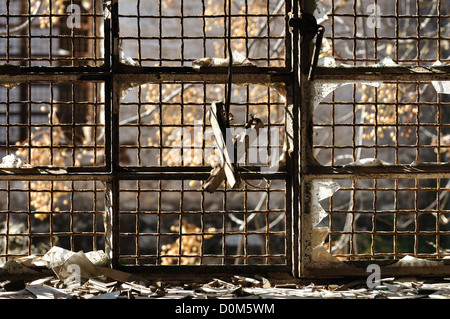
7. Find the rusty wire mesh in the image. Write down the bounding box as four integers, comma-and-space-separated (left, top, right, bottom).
313, 81, 450, 166
0, 180, 105, 264
319, 178, 450, 260
119, 82, 285, 167
118, 179, 287, 266
0, 81, 106, 167
118, 0, 286, 67
321, 0, 450, 66
0, 0, 104, 67
310, 0, 450, 266
3, 0, 448, 277
0, 0, 291, 273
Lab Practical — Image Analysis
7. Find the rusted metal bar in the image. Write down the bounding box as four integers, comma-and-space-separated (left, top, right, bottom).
114, 68, 291, 85
303, 164, 450, 181
314, 66, 450, 81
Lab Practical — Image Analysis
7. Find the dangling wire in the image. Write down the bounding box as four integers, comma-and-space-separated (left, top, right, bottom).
238, 166, 271, 190
224, 0, 233, 129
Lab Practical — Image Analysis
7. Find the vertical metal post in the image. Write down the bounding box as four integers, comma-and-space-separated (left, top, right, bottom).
299, 0, 318, 277
285, 0, 301, 278
105, 0, 120, 267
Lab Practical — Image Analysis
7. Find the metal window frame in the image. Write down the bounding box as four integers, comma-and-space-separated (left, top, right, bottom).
109, 0, 297, 277
0, 0, 301, 278
299, 0, 450, 278
3, 0, 450, 280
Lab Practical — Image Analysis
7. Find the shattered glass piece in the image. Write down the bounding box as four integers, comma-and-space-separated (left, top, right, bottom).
317, 56, 337, 68
313, 57, 400, 109
394, 255, 441, 267
314, 0, 328, 24
431, 63, 450, 95
0, 154, 23, 168
343, 158, 389, 167
192, 51, 255, 69
313, 80, 382, 108
320, 37, 331, 54
119, 49, 139, 66
311, 179, 340, 226
103, 1, 111, 20
0, 82, 20, 90
432, 81, 450, 94
373, 56, 398, 67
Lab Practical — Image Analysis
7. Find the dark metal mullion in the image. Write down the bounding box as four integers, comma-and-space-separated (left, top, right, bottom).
49, 0, 53, 66
287, 0, 300, 278
93, 83, 98, 166
158, 0, 162, 66
200, 81, 207, 264
103, 0, 111, 70
50, 83, 54, 165
5, 0, 10, 63
27, 83, 32, 171
4, 181, 10, 261
136, 0, 142, 65
6, 86, 10, 154
27, 0, 31, 68
297, 0, 314, 275
314, 66, 450, 82
27, 181, 32, 257
69, 180, 74, 251
71, 82, 76, 167
136, 180, 140, 265
109, 0, 120, 267
93, 0, 97, 65
180, 0, 184, 66
178, 83, 185, 265
93, 180, 98, 251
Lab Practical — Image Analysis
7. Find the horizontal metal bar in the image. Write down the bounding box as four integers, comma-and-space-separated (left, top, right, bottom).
0, 232, 106, 237
303, 163, 450, 180
115, 66, 291, 84
314, 66, 450, 81
114, 264, 292, 276
303, 260, 450, 278
0, 167, 111, 181
117, 13, 286, 18
119, 165, 288, 177
120, 230, 286, 236
0, 68, 291, 85
0, 72, 110, 83
0, 166, 288, 181
120, 210, 285, 215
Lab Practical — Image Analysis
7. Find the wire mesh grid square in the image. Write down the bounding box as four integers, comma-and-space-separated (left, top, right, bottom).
119, 82, 286, 168
313, 81, 450, 166
320, 0, 449, 66
118, 179, 287, 266
0, 0, 104, 67
118, 0, 286, 67
319, 178, 450, 260
0, 180, 105, 263
0, 81, 106, 167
